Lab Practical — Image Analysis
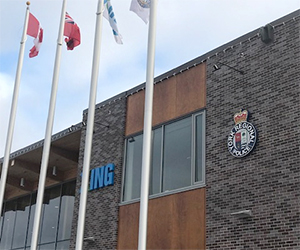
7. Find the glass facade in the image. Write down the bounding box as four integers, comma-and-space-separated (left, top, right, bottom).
0, 180, 76, 250
123, 111, 205, 202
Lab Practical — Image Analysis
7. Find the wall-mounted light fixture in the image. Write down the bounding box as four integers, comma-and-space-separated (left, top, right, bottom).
259, 24, 274, 44
52, 166, 57, 176
230, 209, 252, 218
83, 237, 95, 242
20, 178, 25, 187
213, 61, 245, 75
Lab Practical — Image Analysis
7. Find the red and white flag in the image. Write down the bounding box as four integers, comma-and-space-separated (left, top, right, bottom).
27, 13, 43, 58
64, 12, 81, 50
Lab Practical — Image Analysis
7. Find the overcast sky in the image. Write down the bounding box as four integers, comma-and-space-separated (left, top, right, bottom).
0, 0, 299, 157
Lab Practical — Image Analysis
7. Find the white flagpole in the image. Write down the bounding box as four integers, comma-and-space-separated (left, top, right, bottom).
30, 0, 67, 249
75, 0, 104, 248
0, 2, 30, 216
138, 1, 158, 249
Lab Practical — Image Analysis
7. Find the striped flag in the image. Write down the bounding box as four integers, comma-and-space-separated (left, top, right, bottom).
103, 0, 123, 44
64, 12, 81, 50
130, 0, 150, 24
27, 13, 43, 58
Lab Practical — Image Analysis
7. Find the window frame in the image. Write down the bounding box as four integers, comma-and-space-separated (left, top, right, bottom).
0, 180, 76, 250
121, 110, 206, 204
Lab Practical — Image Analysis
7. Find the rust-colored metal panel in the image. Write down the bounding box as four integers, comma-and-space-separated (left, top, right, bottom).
125, 63, 206, 136
126, 91, 145, 136
117, 188, 206, 249
117, 202, 140, 249
152, 77, 177, 126
175, 63, 206, 117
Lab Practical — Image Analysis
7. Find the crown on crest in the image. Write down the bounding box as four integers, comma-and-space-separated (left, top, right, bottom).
234, 109, 248, 124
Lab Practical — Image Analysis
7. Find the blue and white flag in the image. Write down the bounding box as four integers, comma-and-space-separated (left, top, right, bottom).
130, 0, 150, 24
104, 0, 123, 44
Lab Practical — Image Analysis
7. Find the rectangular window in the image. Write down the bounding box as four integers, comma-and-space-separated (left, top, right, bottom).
57, 181, 76, 241
12, 196, 31, 249
195, 114, 205, 183
150, 128, 162, 195
123, 135, 143, 201
26, 193, 37, 247
0, 201, 16, 249
0, 207, 3, 242
39, 185, 61, 244
122, 111, 205, 202
163, 117, 192, 192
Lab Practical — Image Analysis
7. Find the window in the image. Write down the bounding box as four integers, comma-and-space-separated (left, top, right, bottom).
123, 135, 143, 201
57, 181, 76, 241
163, 117, 192, 192
0, 180, 76, 250
39, 185, 61, 244
12, 196, 31, 249
122, 111, 205, 202
0, 208, 3, 243
0, 201, 16, 250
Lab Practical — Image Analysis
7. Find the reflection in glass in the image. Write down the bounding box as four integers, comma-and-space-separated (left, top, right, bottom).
56, 240, 70, 250
150, 128, 162, 195
38, 243, 55, 250
40, 185, 61, 244
26, 193, 37, 247
57, 181, 76, 241
123, 135, 143, 201
196, 114, 204, 182
12, 195, 31, 249
0, 207, 3, 240
1, 181, 76, 250
163, 117, 192, 192
0, 201, 16, 250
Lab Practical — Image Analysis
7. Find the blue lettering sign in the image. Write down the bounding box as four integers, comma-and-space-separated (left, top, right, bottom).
89, 163, 115, 191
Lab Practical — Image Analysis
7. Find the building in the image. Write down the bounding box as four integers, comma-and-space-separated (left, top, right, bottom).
0, 10, 299, 250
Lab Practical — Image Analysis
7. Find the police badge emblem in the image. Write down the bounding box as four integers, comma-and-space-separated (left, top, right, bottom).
227, 110, 257, 158
137, 0, 151, 8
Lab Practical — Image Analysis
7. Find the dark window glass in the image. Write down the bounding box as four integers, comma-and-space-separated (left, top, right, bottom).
123, 135, 143, 201
56, 240, 70, 250
150, 128, 162, 195
163, 117, 192, 192
195, 114, 204, 182
26, 193, 37, 247
12, 195, 31, 249
57, 181, 76, 241
38, 242, 55, 250
39, 185, 61, 244
123, 112, 205, 202
0, 206, 3, 240
0, 200, 16, 250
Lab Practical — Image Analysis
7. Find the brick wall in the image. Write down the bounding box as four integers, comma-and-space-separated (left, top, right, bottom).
206, 16, 300, 249
69, 96, 126, 250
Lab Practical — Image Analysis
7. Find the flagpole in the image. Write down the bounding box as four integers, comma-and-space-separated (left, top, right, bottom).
30, 0, 67, 249
75, 0, 104, 248
0, 2, 30, 216
138, 1, 158, 250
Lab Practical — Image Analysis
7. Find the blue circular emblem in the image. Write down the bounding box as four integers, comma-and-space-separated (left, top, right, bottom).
138, 0, 150, 8
227, 121, 257, 158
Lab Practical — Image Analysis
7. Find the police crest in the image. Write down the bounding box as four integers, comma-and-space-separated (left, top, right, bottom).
227, 110, 257, 158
